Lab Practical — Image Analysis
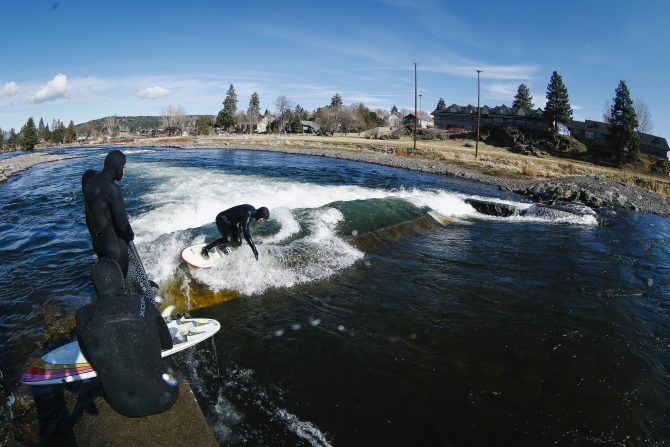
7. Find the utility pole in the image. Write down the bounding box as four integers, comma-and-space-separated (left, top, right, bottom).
476, 69, 482, 158
413, 61, 417, 151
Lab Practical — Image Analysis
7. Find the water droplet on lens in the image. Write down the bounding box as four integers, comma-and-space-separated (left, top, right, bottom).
351, 230, 358, 236
162, 368, 179, 386
274, 329, 285, 337
291, 323, 301, 330
647, 278, 654, 287
338, 325, 345, 331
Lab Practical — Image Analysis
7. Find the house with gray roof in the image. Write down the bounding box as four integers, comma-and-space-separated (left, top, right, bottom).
432, 104, 669, 158
433, 104, 549, 132
384, 114, 401, 128
301, 121, 319, 134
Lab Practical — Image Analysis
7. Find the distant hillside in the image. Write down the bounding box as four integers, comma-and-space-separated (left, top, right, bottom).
77, 115, 215, 132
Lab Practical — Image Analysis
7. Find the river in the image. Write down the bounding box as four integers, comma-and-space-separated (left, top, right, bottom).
1, 146, 669, 446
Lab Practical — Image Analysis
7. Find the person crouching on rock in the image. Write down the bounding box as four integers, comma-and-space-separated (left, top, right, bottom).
75, 258, 178, 418
201, 204, 270, 261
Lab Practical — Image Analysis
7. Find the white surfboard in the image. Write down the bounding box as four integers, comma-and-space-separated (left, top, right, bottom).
21, 317, 220, 386
181, 243, 226, 269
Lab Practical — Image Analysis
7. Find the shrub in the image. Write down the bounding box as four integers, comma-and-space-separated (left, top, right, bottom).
521, 164, 538, 177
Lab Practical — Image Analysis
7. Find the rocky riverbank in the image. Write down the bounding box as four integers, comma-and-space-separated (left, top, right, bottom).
0, 153, 78, 182
152, 140, 670, 217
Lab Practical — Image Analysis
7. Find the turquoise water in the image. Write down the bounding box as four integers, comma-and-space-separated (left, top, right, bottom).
1, 147, 669, 446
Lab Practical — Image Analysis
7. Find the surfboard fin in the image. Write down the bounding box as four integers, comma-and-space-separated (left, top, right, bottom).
161, 305, 176, 322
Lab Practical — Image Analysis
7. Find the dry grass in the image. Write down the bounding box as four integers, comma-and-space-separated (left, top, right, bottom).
521, 164, 538, 177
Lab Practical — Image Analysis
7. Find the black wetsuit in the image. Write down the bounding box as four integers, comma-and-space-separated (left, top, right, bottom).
81, 169, 97, 235
83, 151, 134, 277
203, 204, 261, 260
75, 258, 178, 418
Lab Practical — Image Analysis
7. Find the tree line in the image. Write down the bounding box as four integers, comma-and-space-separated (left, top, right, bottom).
0, 117, 77, 150
207, 85, 386, 136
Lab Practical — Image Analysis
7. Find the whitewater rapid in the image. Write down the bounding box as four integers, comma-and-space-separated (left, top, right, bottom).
127, 162, 597, 296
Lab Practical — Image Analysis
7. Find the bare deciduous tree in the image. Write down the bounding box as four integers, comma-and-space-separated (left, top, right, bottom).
634, 99, 653, 134
161, 105, 187, 129
104, 115, 119, 137
275, 96, 293, 133
603, 98, 653, 134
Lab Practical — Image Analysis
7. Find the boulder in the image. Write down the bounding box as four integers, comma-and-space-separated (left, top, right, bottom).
465, 198, 519, 217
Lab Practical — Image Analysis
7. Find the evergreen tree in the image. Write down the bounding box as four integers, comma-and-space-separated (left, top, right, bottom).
38, 117, 45, 141
512, 84, 534, 110
50, 120, 65, 144
21, 117, 38, 149
195, 116, 212, 135
247, 91, 261, 132
330, 93, 343, 108
64, 120, 77, 143
43, 123, 51, 142
216, 84, 238, 131
7, 129, 19, 150
608, 80, 640, 163
391, 105, 398, 114
294, 104, 308, 120
544, 71, 572, 132
357, 104, 381, 129
290, 114, 303, 133
436, 98, 446, 110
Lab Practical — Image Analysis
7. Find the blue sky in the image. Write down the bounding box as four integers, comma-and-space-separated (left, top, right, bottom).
1, 0, 668, 137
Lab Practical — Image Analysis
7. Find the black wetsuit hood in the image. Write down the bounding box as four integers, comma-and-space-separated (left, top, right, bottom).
256, 207, 270, 220
91, 257, 127, 299
103, 150, 126, 181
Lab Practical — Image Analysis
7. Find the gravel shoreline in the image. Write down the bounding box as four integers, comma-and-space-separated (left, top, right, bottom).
0, 152, 79, 182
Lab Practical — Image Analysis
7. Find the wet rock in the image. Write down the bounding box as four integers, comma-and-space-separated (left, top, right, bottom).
521, 203, 597, 221
465, 198, 519, 217
521, 204, 579, 220
42, 304, 76, 343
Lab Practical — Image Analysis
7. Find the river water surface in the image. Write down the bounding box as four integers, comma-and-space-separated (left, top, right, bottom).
1, 146, 669, 446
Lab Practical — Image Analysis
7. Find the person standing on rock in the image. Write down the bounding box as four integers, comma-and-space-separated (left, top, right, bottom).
83, 150, 135, 277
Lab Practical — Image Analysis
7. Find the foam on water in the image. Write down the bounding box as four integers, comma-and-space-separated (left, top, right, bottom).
123, 149, 158, 155
129, 162, 597, 296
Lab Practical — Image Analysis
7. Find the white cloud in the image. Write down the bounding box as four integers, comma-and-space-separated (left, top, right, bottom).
137, 85, 172, 99
0, 81, 19, 98
31, 74, 71, 103
425, 63, 541, 80
487, 83, 518, 98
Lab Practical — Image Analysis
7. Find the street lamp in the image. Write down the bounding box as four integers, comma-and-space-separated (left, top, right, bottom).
413, 62, 418, 151
476, 69, 482, 158
419, 90, 423, 115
